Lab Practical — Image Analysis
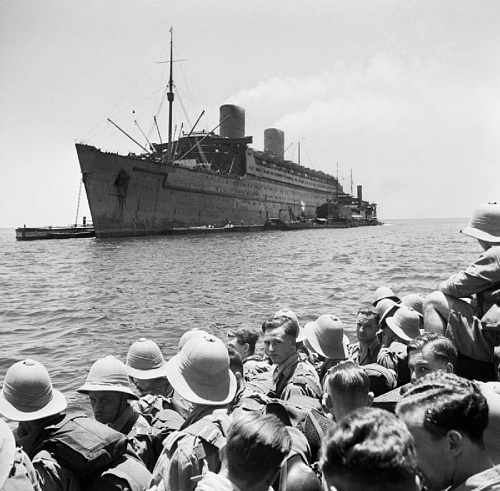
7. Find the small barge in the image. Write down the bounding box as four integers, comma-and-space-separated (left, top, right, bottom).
16, 223, 95, 241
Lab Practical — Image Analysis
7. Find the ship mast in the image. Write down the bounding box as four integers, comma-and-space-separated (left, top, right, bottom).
167, 27, 174, 164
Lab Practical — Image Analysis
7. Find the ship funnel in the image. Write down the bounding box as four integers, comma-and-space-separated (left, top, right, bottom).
264, 128, 285, 158
220, 105, 245, 138
357, 185, 363, 205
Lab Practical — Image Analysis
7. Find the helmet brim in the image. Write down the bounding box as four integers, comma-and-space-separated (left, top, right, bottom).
0, 388, 67, 422
76, 384, 138, 399
165, 353, 237, 406
125, 362, 170, 380
461, 226, 500, 243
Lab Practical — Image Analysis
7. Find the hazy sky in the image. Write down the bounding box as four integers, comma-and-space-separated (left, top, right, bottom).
1, 0, 499, 227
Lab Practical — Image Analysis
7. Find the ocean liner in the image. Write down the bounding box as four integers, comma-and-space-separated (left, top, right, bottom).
76, 36, 378, 238
76, 105, 378, 238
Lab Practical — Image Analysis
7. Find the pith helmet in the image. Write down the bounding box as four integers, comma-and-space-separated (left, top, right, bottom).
166, 334, 236, 405
274, 308, 306, 342
401, 293, 424, 317
177, 328, 208, 353
375, 298, 401, 324
0, 359, 67, 422
386, 306, 421, 343
77, 355, 138, 399
126, 338, 170, 379
303, 314, 349, 360
372, 287, 400, 307
0, 419, 15, 487
461, 202, 500, 242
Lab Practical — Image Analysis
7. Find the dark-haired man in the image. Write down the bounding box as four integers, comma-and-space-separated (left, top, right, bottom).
262, 316, 322, 402
227, 328, 271, 380
320, 407, 421, 491
407, 332, 457, 383
396, 372, 500, 491
195, 412, 291, 491
323, 360, 374, 422
348, 307, 382, 366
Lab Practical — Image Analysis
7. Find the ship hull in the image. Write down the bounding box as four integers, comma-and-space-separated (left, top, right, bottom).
76, 144, 339, 238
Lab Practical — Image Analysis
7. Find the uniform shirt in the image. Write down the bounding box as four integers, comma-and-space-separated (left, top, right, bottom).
194, 472, 237, 491
194, 471, 273, 491
3, 447, 42, 491
242, 355, 272, 382
111, 405, 156, 472
348, 338, 382, 366
271, 353, 322, 401
450, 464, 500, 491
148, 406, 231, 491
377, 342, 410, 387
439, 246, 500, 317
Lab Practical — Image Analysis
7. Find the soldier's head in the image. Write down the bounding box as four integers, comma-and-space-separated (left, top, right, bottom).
77, 356, 138, 425
356, 307, 380, 345
407, 332, 456, 384
227, 328, 259, 360
222, 412, 291, 490
262, 316, 298, 365
323, 360, 373, 422
321, 407, 420, 491
461, 201, 500, 249
125, 337, 171, 393
0, 359, 67, 426
396, 372, 488, 491
165, 334, 237, 408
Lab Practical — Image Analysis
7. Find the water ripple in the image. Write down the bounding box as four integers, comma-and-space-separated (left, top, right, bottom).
0, 218, 472, 414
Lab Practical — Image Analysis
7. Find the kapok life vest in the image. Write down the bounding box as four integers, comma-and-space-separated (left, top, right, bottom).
40, 415, 127, 476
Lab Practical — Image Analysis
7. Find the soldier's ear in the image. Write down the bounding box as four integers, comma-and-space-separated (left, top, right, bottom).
323, 392, 332, 412
218, 444, 227, 464
366, 391, 374, 407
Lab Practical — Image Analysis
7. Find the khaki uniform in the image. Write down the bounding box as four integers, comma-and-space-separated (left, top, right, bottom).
271, 353, 322, 401
111, 405, 157, 472
2, 447, 41, 491
148, 406, 231, 491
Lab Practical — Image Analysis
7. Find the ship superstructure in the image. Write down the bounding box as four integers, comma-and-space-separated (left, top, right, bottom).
76, 103, 377, 237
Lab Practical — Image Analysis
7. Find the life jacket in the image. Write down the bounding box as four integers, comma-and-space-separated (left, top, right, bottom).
2, 448, 39, 491
265, 397, 333, 463
38, 415, 151, 491
40, 415, 127, 476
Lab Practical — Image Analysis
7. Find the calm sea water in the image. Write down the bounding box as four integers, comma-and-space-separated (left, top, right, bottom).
0, 219, 477, 414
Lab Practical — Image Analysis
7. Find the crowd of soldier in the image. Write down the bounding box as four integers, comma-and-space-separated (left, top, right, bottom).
1, 200, 500, 491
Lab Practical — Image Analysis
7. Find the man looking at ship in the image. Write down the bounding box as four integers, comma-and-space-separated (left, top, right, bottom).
423, 201, 500, 381
227, 328, 271, 380
261, 315, 322, 402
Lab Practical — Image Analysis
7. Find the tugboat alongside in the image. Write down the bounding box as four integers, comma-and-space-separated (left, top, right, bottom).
76, 32, 380, 238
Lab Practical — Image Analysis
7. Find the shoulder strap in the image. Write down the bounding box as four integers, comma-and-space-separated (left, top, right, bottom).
290, 367, 322, 399
183, 418, 226, 450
